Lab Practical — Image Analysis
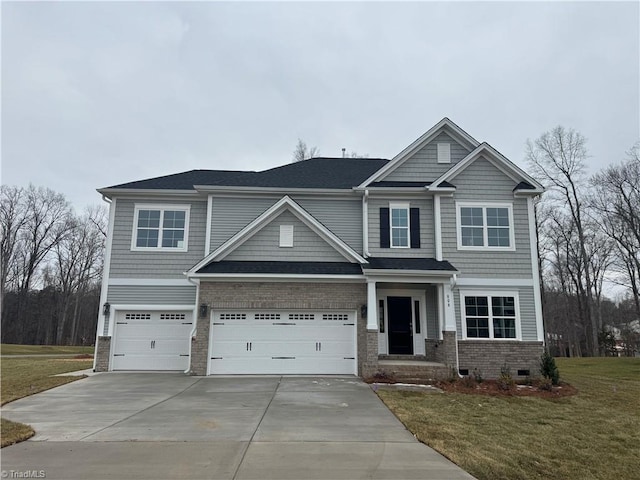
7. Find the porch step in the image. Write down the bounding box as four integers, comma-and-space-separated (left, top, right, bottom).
376, 359, 451, 383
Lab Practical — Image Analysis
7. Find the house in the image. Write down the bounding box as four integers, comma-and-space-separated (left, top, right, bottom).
93, 118, 545, 379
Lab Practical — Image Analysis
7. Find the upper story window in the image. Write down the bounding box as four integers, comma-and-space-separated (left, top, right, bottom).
390, 203, 410, 248
131, 204, 190, 252
461, 292, 520, 340
456, 203, 514, 251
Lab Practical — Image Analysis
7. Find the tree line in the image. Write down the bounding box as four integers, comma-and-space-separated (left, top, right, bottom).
0, 185, 106, 346
528, 127, 640, 357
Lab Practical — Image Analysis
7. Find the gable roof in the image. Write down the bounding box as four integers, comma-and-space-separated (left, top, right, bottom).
100, 158, 389, 193
357, 117, 481, 188
187, 195, 367, 276
428, 142, 544, 194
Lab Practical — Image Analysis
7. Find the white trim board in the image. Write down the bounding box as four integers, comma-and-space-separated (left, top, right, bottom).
455, 278, 535, 287
108, 278, 196, 286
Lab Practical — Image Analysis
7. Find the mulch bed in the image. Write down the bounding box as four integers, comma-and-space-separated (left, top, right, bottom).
437, 379, 578, 399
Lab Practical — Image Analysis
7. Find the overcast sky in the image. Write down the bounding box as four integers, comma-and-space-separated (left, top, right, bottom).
2, 1, 639, 210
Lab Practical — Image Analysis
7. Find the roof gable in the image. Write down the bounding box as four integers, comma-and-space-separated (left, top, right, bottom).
428, 143, 544, 193
358, 118, 480, 187
187, 196, 367, 275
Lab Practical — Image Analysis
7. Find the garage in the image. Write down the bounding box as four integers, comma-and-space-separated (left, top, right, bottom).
209, 310, 356, 375
112, 310, 193, 370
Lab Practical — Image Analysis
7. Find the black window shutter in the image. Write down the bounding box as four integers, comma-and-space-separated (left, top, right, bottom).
410, 208, 420, 248
380, 208, 390, 248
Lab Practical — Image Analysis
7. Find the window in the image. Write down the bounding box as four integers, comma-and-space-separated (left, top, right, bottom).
457, 203, 514, 250
132, 205, 190, 251
461, 292, 519, 340
390, 204, 409, 248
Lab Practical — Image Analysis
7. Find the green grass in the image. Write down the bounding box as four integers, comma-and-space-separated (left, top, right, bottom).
378, 357, 640, 480
1, 344, 94, 355
1, 356, 93, 448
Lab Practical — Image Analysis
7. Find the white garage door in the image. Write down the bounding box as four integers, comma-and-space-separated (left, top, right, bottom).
112, 310, 193, 371
209, 310, 356, 375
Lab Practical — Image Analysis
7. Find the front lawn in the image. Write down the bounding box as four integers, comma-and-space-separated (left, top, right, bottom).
377, 357, 640, 480
1, 356, 94, 447
1, 343, 94, 356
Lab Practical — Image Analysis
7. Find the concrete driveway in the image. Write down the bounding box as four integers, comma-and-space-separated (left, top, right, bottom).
1, 374, 474, 479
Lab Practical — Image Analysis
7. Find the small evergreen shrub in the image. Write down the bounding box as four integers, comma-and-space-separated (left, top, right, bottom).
472, 368, 484, 384
497, 364, 516, 391
540, 350, 560, 385
537, 377, 553, 391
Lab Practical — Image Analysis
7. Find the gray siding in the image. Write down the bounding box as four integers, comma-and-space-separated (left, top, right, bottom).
384, 132, 471, 182
368, 197, 435, 258
107, 285, 197, 305
224, 210, 347, 262
425, 285, 439, 339
210, 195, 363, 254
109, 199, 207, 279
441, 156, 533, 277
454, 285, 537, 341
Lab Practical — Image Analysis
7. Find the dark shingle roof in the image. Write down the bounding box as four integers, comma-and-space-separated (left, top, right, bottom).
514, 181, 536, 191
370, 181, 432, 188
197, 261, 363, 275
362, 257, 457, 271
104, 157, 389, 191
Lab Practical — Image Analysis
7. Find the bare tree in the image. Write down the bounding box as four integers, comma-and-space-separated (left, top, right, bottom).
590, 143, 640, 317
0, 186, 29, 320
292, 139, 319, 162
527, 126, 599, 355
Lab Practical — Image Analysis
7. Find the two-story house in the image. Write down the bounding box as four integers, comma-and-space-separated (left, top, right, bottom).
93, 118, 545, 379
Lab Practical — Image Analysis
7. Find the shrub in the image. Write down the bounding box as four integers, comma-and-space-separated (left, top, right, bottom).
472, 368, 484, 384
460, 375, 477, 388
537, 377, 553, 391
497, 364, 516, 391
540, 350, 560, 385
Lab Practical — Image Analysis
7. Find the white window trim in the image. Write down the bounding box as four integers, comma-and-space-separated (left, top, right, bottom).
456, 202, 515, 251
131, 204, 191, 252
389, 202, 410, 249
459, 290, 522, 341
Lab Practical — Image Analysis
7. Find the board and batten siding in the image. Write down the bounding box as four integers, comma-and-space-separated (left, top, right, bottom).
209, 195, 363, 255
440, 156, 533, 277
224, 210, 347, 262
383, 132, 471, 182
107, 285, 197, 305
109, 199, 207, 279
454, 285, 538, 341
368, 196, 435, 258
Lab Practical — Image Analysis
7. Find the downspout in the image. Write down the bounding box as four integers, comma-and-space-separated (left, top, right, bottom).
362, 189, 370, 257
185, 275, 200, 374
93, 195, 114, 371
450, 274, 463, 378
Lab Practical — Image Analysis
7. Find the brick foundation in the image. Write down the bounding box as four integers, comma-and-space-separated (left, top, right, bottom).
424, 331, 458, 369
458, 340, 544, 379
95, 336, 111, 372
194, 281, 373, 376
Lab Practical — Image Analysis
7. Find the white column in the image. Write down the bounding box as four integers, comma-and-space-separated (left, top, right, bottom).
443, 282, 456, 332
366, 280, 378, 330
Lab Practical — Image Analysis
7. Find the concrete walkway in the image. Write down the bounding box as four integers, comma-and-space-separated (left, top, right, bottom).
1, 373, 474, 480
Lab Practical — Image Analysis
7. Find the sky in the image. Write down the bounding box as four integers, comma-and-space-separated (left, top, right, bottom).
2, 1, 639, 211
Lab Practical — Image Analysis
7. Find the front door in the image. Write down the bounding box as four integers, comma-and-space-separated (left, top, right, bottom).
387, 296, 413, 354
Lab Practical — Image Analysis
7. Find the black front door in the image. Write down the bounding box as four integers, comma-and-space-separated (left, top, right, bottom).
387, 296, 413, 355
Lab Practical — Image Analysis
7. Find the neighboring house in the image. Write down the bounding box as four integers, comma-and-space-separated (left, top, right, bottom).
94, 118, 545, 378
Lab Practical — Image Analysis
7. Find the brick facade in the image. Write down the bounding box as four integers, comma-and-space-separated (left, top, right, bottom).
458, 340, 544, 378
193, 281, 374, 376
94, 336, 111, 372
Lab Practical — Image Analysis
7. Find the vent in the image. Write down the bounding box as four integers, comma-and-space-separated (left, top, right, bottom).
517, 369, 530, 376
459, 369, 469, 376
